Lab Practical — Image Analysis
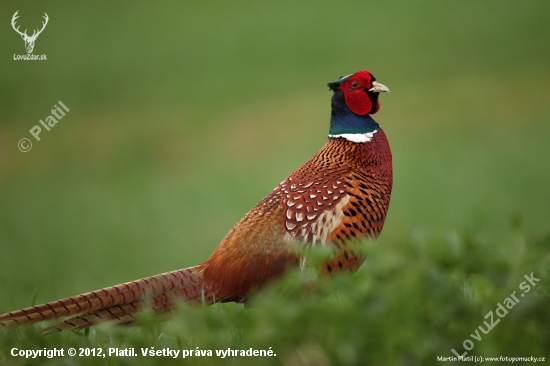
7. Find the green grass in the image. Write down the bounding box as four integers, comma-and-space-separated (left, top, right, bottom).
1, 0, 550, 365
1, 230, 549, 365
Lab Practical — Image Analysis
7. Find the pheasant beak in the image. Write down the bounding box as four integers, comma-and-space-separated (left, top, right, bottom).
368, 81, 390, 93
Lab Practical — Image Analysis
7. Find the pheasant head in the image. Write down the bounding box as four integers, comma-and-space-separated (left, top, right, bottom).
327, 70, 390, 140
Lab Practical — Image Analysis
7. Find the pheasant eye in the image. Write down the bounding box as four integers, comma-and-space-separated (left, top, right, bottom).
350, 81, 360, 89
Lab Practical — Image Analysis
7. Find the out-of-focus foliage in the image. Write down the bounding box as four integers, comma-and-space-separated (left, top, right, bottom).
1, 226, 549, 365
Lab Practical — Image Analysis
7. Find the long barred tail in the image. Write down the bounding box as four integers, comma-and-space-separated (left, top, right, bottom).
0, 265, 207, 333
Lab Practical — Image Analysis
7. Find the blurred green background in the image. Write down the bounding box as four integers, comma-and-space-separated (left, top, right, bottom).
1, 1, 549, 365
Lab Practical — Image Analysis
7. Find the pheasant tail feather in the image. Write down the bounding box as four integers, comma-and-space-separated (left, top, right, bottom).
0, 265, 207, 332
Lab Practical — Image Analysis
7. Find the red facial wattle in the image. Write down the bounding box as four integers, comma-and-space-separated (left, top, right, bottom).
343, 87, 375, 115
338, 70, 381, 115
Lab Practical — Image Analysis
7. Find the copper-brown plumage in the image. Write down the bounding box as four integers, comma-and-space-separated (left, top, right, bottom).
0, 70, 392, 332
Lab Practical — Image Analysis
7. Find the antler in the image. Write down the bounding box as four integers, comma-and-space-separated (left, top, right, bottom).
11, 11, 49, 40
30, 13, 49, 39
11, 10, 28, 38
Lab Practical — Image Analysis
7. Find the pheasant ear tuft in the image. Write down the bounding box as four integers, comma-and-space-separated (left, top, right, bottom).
327, 82, 340, 91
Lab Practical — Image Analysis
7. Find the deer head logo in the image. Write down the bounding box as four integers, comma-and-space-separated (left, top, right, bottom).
11, 11, 49, 54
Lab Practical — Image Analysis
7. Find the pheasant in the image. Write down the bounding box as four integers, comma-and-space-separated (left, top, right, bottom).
0, 70, 392, 333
